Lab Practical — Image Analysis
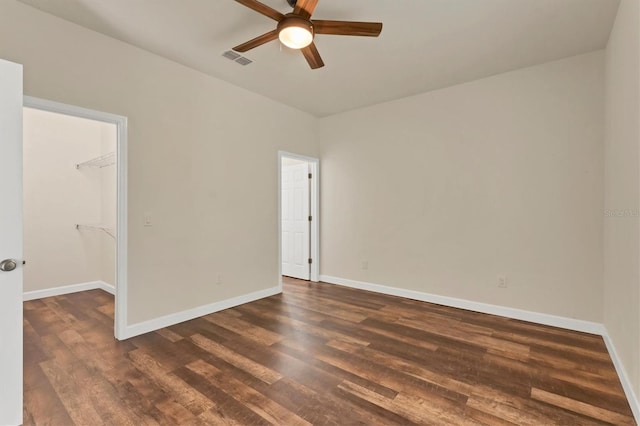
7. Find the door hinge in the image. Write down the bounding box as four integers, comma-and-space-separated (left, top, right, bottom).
308, 173, 312, 179
308, 215, 312, 221
308, 258, 312, 264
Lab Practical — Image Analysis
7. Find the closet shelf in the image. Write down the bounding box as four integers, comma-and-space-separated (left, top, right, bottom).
76, 152, 115, 169
75, 224, 115, 239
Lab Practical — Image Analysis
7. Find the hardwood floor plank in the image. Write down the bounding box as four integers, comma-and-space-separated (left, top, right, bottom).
357, 319, 440, 352
550, 369, 628, 397
468, 385, 610, 426
275, 337, 399, 399
334, 381, 420, 426
23, 319, 51, 365
185, 359, 311, 426
282, 293, 369, 323
155, 327, 184, 343
462, 405, 520, 426
128, 349, 214, 416
175, 365, 278, 426
132, 332, 201, 372
38, 359, 105, 426
531, 387, 636, 425
23, 364, 75, 426
190, 333, 283, 384
337, 380, 478, 426
155, 399, 199, 425
203, 310, 284, 346
533, 374, 633, 416
23, 277, 636, 425
395, 316, 531, 357
316, 340, 470, 406
362, 317, 487, 357
327, 338, 475, 397
238, 301, 371, 346
118, 368, 180, 424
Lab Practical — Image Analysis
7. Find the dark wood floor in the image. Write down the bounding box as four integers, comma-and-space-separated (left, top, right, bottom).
24, 277, 635, 425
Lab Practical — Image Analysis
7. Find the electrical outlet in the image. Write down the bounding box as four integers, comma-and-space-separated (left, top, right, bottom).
216, 274, 223, 285
362, 260, 369, 270
143, 213, 152, 227
498, 275, 508, 288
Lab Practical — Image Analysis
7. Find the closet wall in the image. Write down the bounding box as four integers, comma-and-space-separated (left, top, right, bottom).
23, 107, 116, 292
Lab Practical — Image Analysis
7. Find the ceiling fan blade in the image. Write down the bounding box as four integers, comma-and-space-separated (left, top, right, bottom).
234, 0, 284, 21
293, 0, 318, 19
301, 42, 324, 69
233, 29, 279, 52
313, 20, 383, 37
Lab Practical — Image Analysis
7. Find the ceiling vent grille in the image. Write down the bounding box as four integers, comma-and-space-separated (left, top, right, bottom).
235, 57, 253, 66
221, 50, 253, 66
222, 50, 241, 60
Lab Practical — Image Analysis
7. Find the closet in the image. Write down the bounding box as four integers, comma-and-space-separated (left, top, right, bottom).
23, 107, 117, 296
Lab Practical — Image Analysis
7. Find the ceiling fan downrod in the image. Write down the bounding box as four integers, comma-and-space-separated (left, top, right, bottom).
287, 0, 297, 8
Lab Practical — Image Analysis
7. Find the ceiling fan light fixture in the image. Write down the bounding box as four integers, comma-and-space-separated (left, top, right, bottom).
232, 0, 383, 69
278, 16, 313, 49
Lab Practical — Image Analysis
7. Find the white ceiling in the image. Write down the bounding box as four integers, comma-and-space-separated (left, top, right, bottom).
19, 0, 620, 117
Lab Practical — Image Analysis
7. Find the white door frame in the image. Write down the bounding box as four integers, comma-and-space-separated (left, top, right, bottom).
23, 96, 129, 340
278, 151, 319, 287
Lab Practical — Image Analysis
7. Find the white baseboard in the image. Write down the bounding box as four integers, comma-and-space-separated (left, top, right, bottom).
23, 280, 115, 301
120, 286, 282, 339
602, 330, 640, 422
319, 275, 603, 335
97, 281, 116, 295
23, 280, 279, 341
319, 274, 638, 423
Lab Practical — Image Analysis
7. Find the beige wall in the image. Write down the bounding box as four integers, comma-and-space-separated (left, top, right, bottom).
318, 51, 605, 322
604, 0, 640, 399
0, 1, 317, 324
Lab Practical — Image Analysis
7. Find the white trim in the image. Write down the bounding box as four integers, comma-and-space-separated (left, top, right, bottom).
278, 151, 320, 287
119, 286, 281, 339
23, 96, 128, 341
310, 160, 320, 282
98, 281, 116, 295
319, 275, 604, 335
602, 330, 640, 423
23, 280, 114, 301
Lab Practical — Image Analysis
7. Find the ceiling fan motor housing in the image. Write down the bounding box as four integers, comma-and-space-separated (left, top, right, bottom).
277, 14, 314, 37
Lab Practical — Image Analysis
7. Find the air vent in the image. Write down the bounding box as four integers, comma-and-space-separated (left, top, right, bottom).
235, 57, 253, 66
222, 50, 241, 61
221, 50, 253, 66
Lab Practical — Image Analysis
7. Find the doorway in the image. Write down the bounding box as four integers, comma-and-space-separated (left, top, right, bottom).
279, 152, 319, 285
23, 96, 128, 340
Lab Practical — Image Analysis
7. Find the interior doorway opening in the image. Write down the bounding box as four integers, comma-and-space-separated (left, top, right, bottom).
278, 152, 319, 285
23, 96, 128, 340
23, 107, 117, 298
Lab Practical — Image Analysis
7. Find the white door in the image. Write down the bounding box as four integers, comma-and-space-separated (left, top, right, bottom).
282, 162, 310, 280
0, 59, 24, 426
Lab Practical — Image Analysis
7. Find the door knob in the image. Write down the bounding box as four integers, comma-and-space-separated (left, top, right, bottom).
0, 259, 18, 272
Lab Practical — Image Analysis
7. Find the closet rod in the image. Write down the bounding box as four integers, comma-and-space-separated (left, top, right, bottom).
75, 224, 115, 239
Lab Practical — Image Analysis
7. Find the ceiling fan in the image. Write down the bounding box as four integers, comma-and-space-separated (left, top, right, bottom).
232, 0, 383, 69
